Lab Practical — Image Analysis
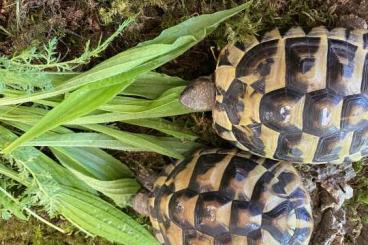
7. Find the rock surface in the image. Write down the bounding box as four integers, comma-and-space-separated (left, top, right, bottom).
298, 162, 357, 245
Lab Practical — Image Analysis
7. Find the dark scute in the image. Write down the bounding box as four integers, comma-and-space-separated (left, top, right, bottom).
313, 132, 345, 162
272, 172, 295, 194
220, 156, 258, 200
230, 200, 262, 236
169, 189, 198, 229
222, 79, 245, 125
341, 94, 368, 130
274, 133, 304, 162
234, 41, 246, 51
154, 185, 175, 223
262, 222, 292, 244
251, 79, 265, 94
363, 32, 368, 49
260, 88, 304, 133
262, 159, 279, 169
263, 200, 292, 219
236, 40, 279, 78
327, 39, 357, 95
289, 228, 312, 244
350, 127, 368, 154
295, 207, 313, 222
247, 229, 262, 241
361, 53, 368, 92
195, 192, 231, 238
251, 171, 274, 201
303, 89, 343, 137
231, 156, 259, 172
285, 37, 320, 93
188, 153, 227, 193
289, 187, 307, 199
232, 124, 265, 155
218, 49, 232, 66
256, 58, 274, 76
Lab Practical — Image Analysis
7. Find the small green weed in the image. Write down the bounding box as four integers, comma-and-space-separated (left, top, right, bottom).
346, 160, 368, 224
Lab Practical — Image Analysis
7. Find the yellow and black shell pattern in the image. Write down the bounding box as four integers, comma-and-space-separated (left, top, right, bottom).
213, 26, 368, 164
148, 149, 313, 245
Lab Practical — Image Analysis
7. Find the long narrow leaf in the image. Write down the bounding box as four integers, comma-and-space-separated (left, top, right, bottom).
84, 124, 190, 159
3, 4, 250, 153
23, 133, 143, 151
123, 118, 197, 140
0, 125, 155, 244
0, 164, 31, 186
51, 147, 133, 180
122, 71, 186, 99
52, 148, 139, 206
55, 186, 159, 245
3, 82, 129, 154
0, 126, 94, 193
69, 86, 191, 124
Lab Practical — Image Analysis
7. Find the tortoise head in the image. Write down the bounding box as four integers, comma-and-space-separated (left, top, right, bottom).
179, 76, 216, 112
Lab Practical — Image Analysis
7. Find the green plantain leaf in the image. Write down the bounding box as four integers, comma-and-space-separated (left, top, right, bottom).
3, 82, 129, 154
55, 186, 159, 245
0, 125, 95, 192
23, 132, 143, 151
2, 3, 250, 153
0, 125, 155, 244
69, 86, 191, 124
139, 2, 251, 46
122, 71, 186, 99
51, 147, 139, 207
83, 124, 185, 159
122, 118, 197, 140
51, 147, 133, 180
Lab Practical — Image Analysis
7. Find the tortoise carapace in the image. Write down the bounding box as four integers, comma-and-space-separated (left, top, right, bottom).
149, 149, 313, 244
180, 26, 368, 164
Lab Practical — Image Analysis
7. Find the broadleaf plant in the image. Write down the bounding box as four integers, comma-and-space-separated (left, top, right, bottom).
0, 3, 251, 244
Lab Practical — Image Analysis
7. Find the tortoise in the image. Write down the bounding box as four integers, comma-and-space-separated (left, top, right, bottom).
133, 149, 314, 245
180, 26, 368, 164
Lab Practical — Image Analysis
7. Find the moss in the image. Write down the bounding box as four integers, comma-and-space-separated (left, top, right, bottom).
98, 0, 133, 25
0, 217, 110, 244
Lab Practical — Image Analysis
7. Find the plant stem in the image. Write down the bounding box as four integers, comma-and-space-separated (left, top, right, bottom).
25, 207, 66, 233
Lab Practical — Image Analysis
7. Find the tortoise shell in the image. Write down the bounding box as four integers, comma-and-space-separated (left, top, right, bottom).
149, 149, 313, 245
213, 26, 368, 164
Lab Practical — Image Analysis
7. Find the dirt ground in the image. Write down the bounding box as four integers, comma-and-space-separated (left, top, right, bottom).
1, 0, 368, 244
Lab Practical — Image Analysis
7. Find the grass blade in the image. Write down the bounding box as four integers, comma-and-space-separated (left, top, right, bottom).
84, 124, 186, 159
23, 133, 143, 151
123, 118, 197, 140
